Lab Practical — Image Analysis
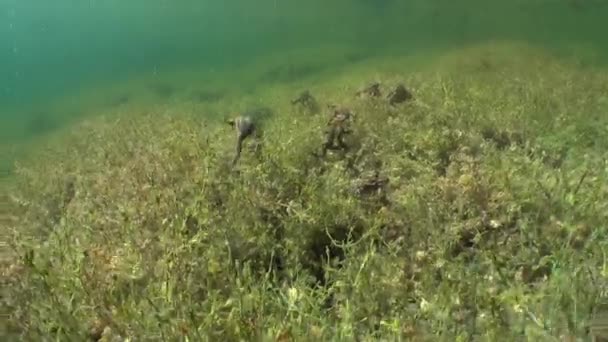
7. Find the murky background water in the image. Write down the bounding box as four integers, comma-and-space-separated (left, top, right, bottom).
1, 0, 608, 175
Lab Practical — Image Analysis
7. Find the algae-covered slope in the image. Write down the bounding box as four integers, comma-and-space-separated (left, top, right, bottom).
3, 42, 608, 341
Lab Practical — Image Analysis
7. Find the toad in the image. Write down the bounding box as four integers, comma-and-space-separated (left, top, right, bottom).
320, 105, 354, 157
356, 82, 382, 98
291, 90, 319, 112
387, 84, 413, 105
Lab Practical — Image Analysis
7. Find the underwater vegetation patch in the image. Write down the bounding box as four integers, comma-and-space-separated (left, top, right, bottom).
2, 42, 608, 341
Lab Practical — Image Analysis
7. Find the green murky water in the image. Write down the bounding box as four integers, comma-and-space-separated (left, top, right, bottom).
1, 0, 608, 177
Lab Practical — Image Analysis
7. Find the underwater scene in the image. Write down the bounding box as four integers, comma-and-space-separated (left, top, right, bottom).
2, 0, 608, 340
